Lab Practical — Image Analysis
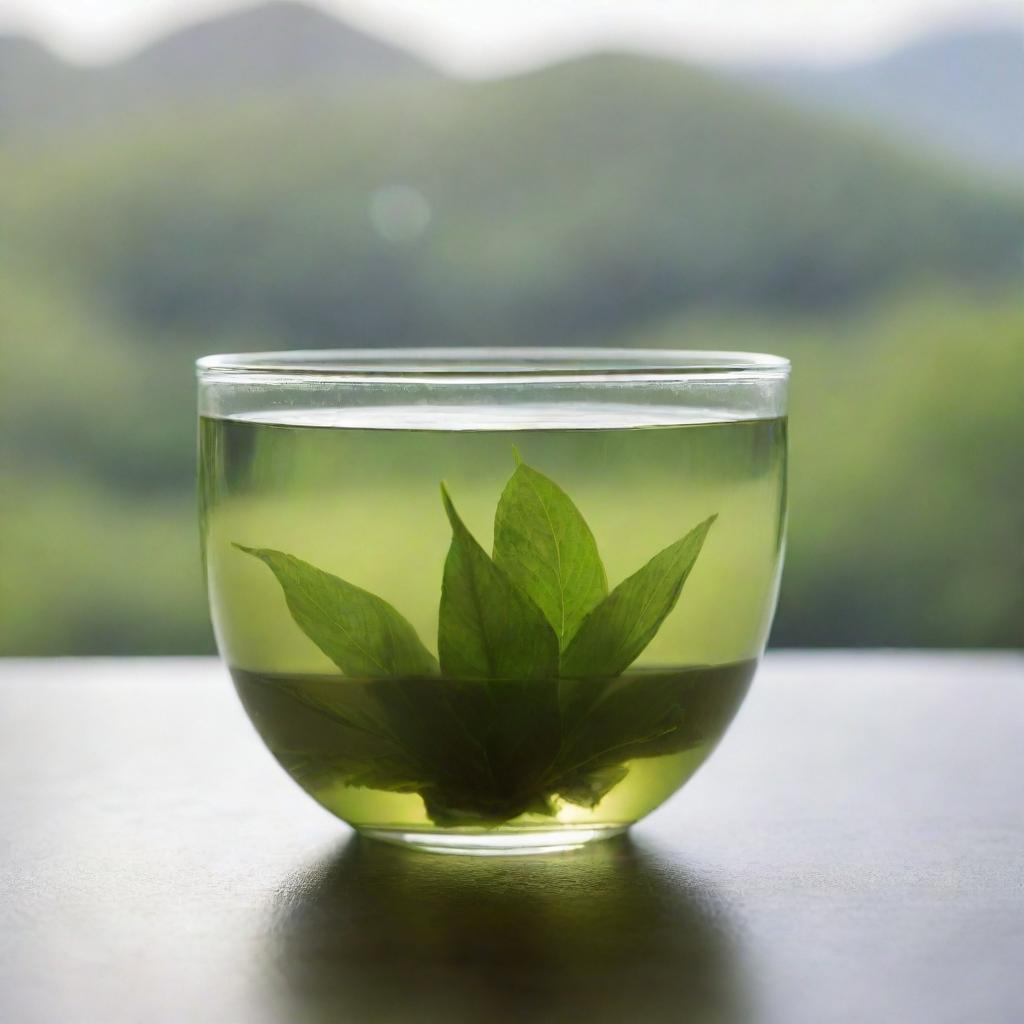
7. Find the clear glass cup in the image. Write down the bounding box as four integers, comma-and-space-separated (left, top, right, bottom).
197, 349, 789, 854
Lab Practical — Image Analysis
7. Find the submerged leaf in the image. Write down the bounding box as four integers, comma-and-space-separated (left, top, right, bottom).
277, 749, 427, 795
493, 459, 607, 651
480, 676, 563, 797
560, 516, 716, 679
555, 765, 629, 809
422, 790, 556, 828
236, 546, 438, 678
235, 659, 756, 828
437, 485, 560, 680
555, 672, 691, 776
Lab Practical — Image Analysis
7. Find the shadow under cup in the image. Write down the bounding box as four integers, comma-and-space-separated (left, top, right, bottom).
267, 835, 751, 1024
198, 349, 789, 853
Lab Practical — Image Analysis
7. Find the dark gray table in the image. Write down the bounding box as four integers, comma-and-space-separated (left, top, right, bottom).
1, 654, 1021, 1023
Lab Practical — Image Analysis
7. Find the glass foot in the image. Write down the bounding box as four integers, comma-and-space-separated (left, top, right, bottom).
357, 824, 630, 856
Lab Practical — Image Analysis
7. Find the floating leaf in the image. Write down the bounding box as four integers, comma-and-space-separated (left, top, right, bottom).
493, 458, 607, 651
437, 484, 560, 680
236, 546, 438, 677
560, 516, 716, 679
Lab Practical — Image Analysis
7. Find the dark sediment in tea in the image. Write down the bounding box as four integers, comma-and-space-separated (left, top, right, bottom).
233, 661, 755, 829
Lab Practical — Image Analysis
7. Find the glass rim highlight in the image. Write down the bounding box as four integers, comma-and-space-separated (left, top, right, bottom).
196, 347, 790, 386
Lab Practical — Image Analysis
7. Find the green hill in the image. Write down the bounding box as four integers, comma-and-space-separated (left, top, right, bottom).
5, 53, 1022, 350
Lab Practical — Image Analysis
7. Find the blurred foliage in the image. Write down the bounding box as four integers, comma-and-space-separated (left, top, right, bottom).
639, 291, 1024, 646
4, 56, 1022, 345
1, 51, 1022, 653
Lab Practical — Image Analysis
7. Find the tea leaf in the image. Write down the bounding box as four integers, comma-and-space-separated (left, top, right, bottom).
438, 484, 560, 680
493, 459, 607, 650
422, 790, 556, 828
560, 516, 716, 679
277, 749, 428, 795
268, 671, 562, 826
241, 659, 754, 826
478, 676, 563, 797
554, 673, 691, 776
555, 765, 629, 809
235, 546, 438, 677
236, 464, 725, 827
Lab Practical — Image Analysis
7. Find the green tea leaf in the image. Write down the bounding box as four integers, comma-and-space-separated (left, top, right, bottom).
555, 673, 690, 775
437, 485, 559, 680
235, 546, 438, 678
560, 516, 716, 679
237, 659, 754, 827
235, 463, 725, 827
277, 749, 428, 795
479, 677, 562, 796
493, 459, 607, 650
422, 790, 556, 828
555, 765, 629, 809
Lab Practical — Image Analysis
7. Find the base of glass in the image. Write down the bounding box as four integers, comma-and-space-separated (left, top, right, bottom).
357, 823, 630, 856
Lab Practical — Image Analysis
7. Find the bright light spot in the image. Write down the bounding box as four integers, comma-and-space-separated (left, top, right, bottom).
368, 185, 432, 243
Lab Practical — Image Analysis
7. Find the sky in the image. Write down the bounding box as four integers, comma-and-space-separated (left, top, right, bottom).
0, 0, 1018, 74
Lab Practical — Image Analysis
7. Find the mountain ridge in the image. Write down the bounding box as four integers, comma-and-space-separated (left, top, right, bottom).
1, 2, 1020, 182
0, 1, 439, 135
744, 22, 1024, 178
111, 1, 438, 93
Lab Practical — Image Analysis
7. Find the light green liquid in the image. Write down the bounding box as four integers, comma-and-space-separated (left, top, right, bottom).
201, 407, 785, 840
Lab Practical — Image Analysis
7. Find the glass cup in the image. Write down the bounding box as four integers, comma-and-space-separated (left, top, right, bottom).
197, 349, 789, 854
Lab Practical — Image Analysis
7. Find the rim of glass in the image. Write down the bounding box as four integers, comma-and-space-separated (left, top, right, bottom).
196, 348, 789, 384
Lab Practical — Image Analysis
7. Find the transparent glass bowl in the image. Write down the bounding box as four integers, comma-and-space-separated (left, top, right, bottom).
198, 349, 788, 854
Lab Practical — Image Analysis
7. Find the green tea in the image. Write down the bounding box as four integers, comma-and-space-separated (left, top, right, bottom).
200, 405, 785, 845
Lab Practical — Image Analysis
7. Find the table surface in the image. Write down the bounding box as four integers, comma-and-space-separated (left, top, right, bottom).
1, 653, 1021, 1024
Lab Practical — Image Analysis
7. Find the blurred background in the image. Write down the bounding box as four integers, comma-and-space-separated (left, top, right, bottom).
1, 0, 1021, 655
